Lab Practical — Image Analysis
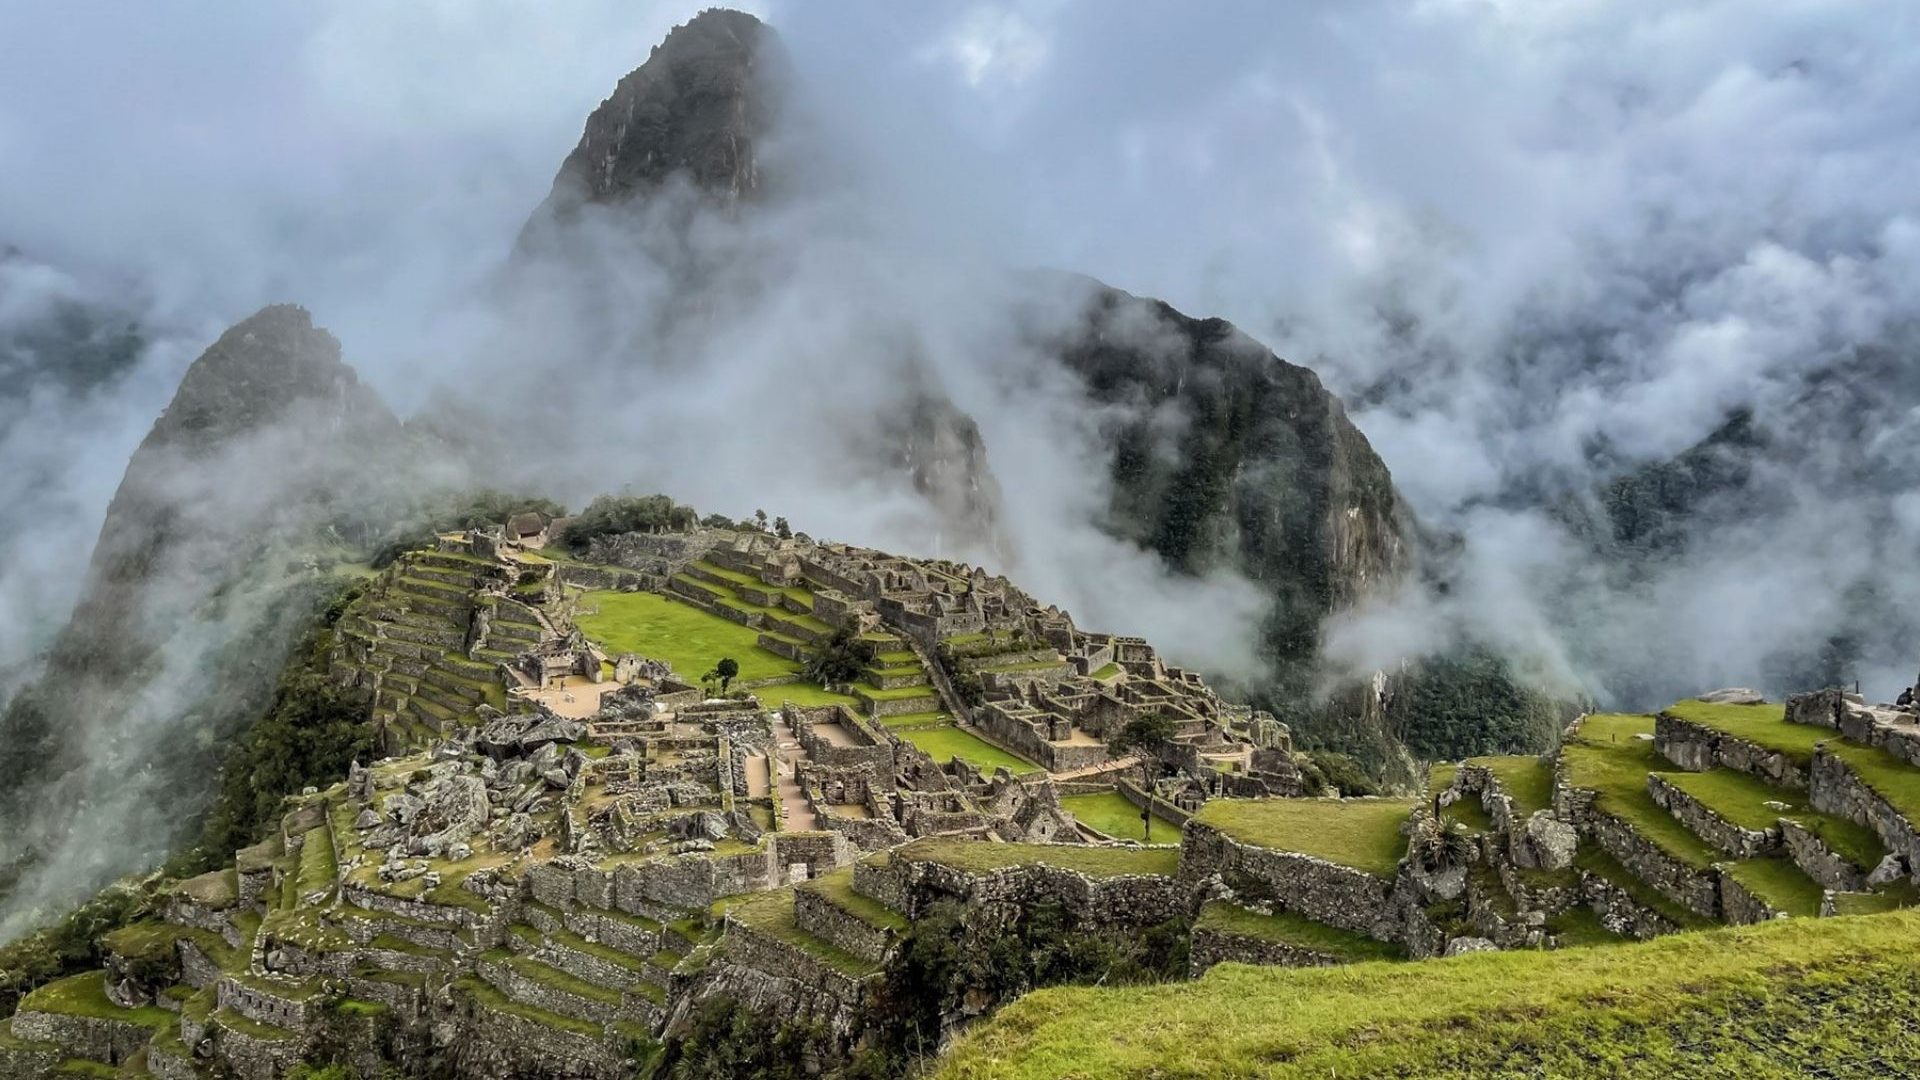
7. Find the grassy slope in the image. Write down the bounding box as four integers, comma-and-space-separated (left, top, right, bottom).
936, 910, 1920, 1079
1190, 798, 1413, 878
1471, 754, 1553, 816
573, 590, 858, 707
898, 726, 1041, 774
1560, 714, 1718, 868
1060, 791, 1184, 842
575, 590, 799, 683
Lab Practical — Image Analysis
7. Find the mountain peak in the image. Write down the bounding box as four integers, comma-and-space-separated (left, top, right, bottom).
520, 7, 776, 247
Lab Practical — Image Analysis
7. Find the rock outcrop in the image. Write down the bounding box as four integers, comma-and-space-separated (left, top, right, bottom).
0, 305, 405, 935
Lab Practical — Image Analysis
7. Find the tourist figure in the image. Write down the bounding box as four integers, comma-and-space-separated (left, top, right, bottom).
1900, 686, 1916, 709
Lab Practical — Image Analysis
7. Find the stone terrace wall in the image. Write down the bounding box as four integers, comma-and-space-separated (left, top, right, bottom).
875, 855, 1185, 928
453, 996, 624, 1080
1557, 787, 1720, 919
1780, 819, 1868, 892
1645, 774, 1777, 858
1653, 714, 1809, 788
1810, 748, 1920, 883
1178, 822, 1398, 941
9, 1009, 152, 1067
1187, 923, 1346, 977
793, 888, 893, 964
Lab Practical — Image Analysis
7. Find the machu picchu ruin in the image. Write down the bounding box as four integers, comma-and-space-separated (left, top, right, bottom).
8, 3, 1920, 1078
11, 499, 1920, 1077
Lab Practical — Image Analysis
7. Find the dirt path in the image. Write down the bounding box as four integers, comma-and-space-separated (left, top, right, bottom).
773, 713, 817, 831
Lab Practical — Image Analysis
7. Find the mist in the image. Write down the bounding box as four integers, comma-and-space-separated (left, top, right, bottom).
4, 0, 1920, 929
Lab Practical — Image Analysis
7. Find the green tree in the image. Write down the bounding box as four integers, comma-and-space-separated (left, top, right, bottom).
705, 657, 740, 693
804, 629, 866, 689
773, 516, 792, 539
1109, 712, 1178, 756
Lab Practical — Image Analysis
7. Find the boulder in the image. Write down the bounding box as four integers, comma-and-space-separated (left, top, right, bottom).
1521, 813, 1579, 871
1443, 936, 1497, 956
1698, 688, 1766, 705
417, 775, 490, 835
1867, 853, 1908, 889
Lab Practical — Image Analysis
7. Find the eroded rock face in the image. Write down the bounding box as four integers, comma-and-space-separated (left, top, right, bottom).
518, 8, 778, 249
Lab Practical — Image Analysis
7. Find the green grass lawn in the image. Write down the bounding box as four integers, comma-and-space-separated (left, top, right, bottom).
1561, 714, 1719, 869
937, 909, 1920, 1079
1658, 702, 1920, 856
1059, 791, 1184, 843
1722, 856, 1825, 917
575, 590, 801, 683
1663, 699, 1825, 762
19, 973, 173, 1028
1471, 754, 1555, 817
899, 725, 1042, 774
1194, 901, 1401, 962
1191, 798, 1414, 878
896, 838, 1180, 879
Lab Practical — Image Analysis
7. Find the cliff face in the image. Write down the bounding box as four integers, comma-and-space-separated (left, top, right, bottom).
1035, 279, 1413, 691
517, 7, 776, 253
0, 305, 401, 934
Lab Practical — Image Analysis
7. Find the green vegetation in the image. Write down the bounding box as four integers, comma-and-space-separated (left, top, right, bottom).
1190, 798, 1413, 878
295, 824, 338, 900
0, 885, 151, 1016
1472, 754, 1554, 817
1572, 847, 1713, 930
1722, 857, 1825, 917
1194, 901, 1401, 962
576, 591, 797, 683
456, 976, 603, 1039
896, 838, 1179, 880
193, 612, 374, 865
897, 726, 1040, 774
937, 908, 1920, 1079
1390, 648, 1570, 761
1059, 791, 1183, 842
1560, 714, 1718, 869
18, 972, 172, 1028
560, 494, 696, 552
1662, 699, 1823, 761
1663, 768, 1883, 868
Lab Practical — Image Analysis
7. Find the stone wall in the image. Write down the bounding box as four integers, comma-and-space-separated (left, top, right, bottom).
212, 1015, 305, 1080
9, 1008, 153, 1066
218, 975, 318, 1031
1810, 748, 1920, 883
454, 995, 625, 1080
1187, 922, 1347, 977
1645, 773, 1778, 858
880, 855, 1185, 929
1653, 714, 1809, 788
1558, 789, 1720, 919
793, 888, 894, 964
1179, 822, 1399, 941
1717, 869, 1785, 926
1780, 819, 1868, 892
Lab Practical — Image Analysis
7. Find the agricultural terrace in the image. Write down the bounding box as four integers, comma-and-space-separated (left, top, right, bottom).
1189, 798, 1414, 878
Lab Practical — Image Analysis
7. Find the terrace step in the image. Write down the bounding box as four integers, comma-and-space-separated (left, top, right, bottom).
476, 950, 628, 1025
1189, 901, 1402, 976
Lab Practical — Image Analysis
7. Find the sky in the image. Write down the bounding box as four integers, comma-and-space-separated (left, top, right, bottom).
4, 0, 1920, 702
